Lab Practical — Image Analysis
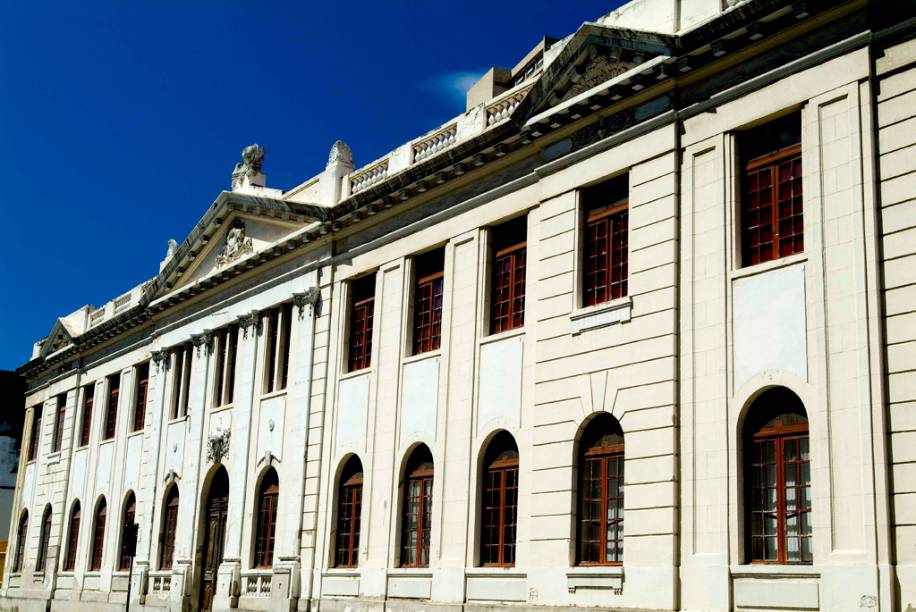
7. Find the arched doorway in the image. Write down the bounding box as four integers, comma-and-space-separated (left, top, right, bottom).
199, 467, 229, 610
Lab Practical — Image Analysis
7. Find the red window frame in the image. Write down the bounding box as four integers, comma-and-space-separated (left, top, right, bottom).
745, 404, 811, 565
133, 363, 149, 431
347, 276, 375, 372
582, 177, 629, 306
334, 459, 363, 568
80, 386, 94, 447
64, 502, 81, 571
13, 511, 27, 573
36, 506, 52, 572
253, 470, 279, 568
159, 487, 179, 570
489, 217, 527, 335
413, 249, 444, 354
52, 394, 65, 453
27, 405, 42, 462
104, 375, 119, 440
119, 494, 136, 570
742, 144, 803, 266
577, 417, 625, 565
400, 447, 433, 567
90, 499, 107, 571
480, 434, 519, 567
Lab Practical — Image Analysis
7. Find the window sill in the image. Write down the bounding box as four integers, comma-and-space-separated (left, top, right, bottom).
260, 389, 287, 402
211, 403, 234, 414
167, 415, 189, 425
566, 565, 624, 593
387, 567, 432, 577
340, 368, 371, 382
465, 567, 526, 577
479, 326, 525, 347
323, 567, 360, 576
730, 564, 819, 578
100, 439, 115, 446
127, 430, 144, 439
569, 297, 632, 334
47, 451, 61, 465
403, 350, 441, 366
731, 252, 807, 281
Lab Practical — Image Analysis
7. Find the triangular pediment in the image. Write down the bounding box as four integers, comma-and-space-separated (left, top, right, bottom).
40, 320, 75, 358
518, 23, 674, 122
145, 191, 327, 301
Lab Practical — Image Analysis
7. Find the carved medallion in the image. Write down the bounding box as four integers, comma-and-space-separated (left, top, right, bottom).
207, 427, 231, 464
216, 220, 254, 268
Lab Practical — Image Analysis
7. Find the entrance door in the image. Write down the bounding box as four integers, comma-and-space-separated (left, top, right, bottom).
199, 468, 229, 611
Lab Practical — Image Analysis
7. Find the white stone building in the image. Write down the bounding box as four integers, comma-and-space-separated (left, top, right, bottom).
3, 0, 915, 610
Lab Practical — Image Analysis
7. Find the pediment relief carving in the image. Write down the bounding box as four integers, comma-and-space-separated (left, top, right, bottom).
561, 54, 634, 102
216, 220, 254, 268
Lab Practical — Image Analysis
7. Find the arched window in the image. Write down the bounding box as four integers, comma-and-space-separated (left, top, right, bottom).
400, 445, 433, 567
90, 497, 107, 571
35, 505, 53, 572
64, 501, 81, 571
577, 413, 624, 565
119, 493, 136, 570
744, 387, 811, 564
159, 486, 179, 570
12, 510, 28, 573
334, 456, 363, 568
480, 431, 518, 567
253, 468, 279, 568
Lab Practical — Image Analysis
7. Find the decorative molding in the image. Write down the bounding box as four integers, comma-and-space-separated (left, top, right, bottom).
151, 350, 166, 369
237, 310, 259, 338
293, 287, 322, 318
216, 219, 254, 269
163, 469, 181, 486
207, 427, 231, 464
231, 144, 265, 190
257, 450, 279, 468
191, 331, 212, 356
327, 140, 353, 166
562, 54, 633, 102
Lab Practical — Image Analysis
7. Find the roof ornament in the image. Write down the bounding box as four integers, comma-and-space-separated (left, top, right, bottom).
562, 51, 633, 102
327, 140, 353, 167
231, 144, 266, 191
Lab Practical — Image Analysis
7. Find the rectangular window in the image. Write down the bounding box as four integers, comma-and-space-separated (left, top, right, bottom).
80, 385, 94, 447
170, 344, 192, 419
263, 305, 293, 394
213, 325, 238, 407
52, 393, 66, 452
347, 274, 376, 372
489, 216, 527, 334
132, 363, 149, 432
412, 248, 444, 354
582, 175, 628, 307
27, 405, 42, 462
739, 113, 803, 267
104, 374, 120, 440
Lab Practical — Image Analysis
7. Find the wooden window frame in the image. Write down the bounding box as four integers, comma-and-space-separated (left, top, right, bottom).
103, 375, 120, 441
740, 143, 804, 267
27, 405, 42, 462
347, 276, 376, 373
79, 385, 94, 447
90, 499, 106, 571
412, 249, 445, 355
36, 506, 52, 572
263, 305, 293, 394
480, 435, 519, 567
400, 449, 433, 568
489, 218, 527, 335
170, 344, 192, 419
213, 326, 238, 408
577, 421, 624, 566
118, 494, 136, 570
13, 511, 27, 573
583, 197, 629, 307
132, 363, 149, 432
253, 470, 279, 569
334, 460, 363, 568
159, 487, 179, 570
64, 502, 81, 572
52, 394, 66, 453
745, 412, 811, 565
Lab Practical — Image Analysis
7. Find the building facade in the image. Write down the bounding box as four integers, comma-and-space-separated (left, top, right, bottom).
3, 0, 915, 610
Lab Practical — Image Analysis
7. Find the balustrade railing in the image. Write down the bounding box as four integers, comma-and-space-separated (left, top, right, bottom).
350, 160, 389, 194
486, 84, 533, 127
412, 123, 458, 163
242, 571, 272, 598
148, 572, 171, 595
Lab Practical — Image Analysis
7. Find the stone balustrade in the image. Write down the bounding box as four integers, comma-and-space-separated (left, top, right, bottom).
412, 123, 458, 163
242, 571, 272, 597
350, 160, 389, 194
89, 307, 108, 327
148, 572, 171, 595
486, 84, 533, 127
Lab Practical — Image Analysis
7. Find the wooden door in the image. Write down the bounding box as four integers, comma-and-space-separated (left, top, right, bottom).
200, 470, 229, 611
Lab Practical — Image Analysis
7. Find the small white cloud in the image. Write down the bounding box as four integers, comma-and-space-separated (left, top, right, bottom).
426, 70, 484, 109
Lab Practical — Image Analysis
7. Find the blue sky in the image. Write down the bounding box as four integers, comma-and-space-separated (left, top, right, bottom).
0, 0, 621, 370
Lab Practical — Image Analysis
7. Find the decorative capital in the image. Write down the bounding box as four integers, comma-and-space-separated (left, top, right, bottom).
191, 330, 213, 355
292, 287, 322, 319
257, 449, 279, 468
163, 469, 181, 486
151, 350, 165, 368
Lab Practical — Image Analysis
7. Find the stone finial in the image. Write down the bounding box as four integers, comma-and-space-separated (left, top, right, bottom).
231, 144, 266, 191
327, 140, 353, 167
160, 238, 180, 272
